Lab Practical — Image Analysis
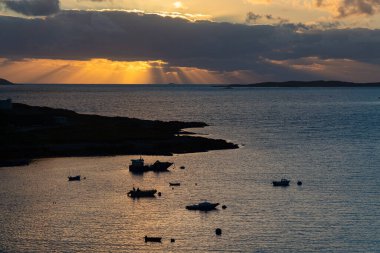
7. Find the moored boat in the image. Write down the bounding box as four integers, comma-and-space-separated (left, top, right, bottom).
272, 179, 290, 187
186, 201, 219, 211
68, 175, 81, 181
128, 188, 157, 198
129, 158, 173, 174
144, 236, 162, 243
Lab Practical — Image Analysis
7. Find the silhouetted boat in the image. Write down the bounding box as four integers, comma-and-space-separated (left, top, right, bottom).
272, 179, 290, 187
68, 175, 81, 181
129, 158, 173, 174
186, 201, 219, 211
128, 188, 157, 198
144, 236, 162, 243
169, 182, 180, 186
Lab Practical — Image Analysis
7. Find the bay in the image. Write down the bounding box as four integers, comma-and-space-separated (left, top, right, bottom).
0, 84, 379, 252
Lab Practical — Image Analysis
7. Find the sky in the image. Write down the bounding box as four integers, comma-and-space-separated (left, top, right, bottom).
0, 0, 380, 84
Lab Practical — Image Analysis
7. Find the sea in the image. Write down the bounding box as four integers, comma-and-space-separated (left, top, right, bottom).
0, 84, 379, 253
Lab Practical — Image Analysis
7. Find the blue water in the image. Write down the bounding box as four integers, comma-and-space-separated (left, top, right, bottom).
0, 85, 379, 252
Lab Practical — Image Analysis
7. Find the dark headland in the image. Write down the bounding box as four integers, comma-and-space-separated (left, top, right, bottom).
0, 78, 14, 85
222, 80, 380, 88
0, 103, 238, 167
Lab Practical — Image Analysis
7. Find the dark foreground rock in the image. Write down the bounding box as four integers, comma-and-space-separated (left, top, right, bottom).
0, 103, 238, 167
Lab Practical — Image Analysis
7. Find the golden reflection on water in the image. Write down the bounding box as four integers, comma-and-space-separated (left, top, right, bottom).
0, 151, 346, 252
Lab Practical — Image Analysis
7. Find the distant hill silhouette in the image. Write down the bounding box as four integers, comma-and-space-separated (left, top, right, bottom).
225, 81, 380, 88
0, 78, 14, 85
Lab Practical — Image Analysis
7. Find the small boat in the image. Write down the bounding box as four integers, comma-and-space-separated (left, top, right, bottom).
68, 175, 81, 181
272, 179, 290, 187
129, 158, 173, 174
169, 182, 180, 186
186, 201, 219, 211
128, 188, 157, 198
144, 236, 162, 243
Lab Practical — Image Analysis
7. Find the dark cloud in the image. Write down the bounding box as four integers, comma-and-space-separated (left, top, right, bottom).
246, 12, 288, 24
339, 0, 380, 17
246, 12, 262, 24
315, 0, 324, 7
0, 10, 379, 74
76, 0, 112, 2
317, 0, 380, 17
245, 11, 340, 30
1, 0, 60, 16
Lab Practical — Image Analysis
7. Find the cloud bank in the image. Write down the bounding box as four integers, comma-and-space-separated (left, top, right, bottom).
1, 0, 60, 16
0, 10, 379, 81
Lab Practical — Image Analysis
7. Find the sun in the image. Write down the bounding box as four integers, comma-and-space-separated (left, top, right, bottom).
173, 1, 183, 9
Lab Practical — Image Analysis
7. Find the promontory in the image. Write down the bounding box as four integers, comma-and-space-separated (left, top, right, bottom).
0, 103, 238, 167
0, 78, 14, 85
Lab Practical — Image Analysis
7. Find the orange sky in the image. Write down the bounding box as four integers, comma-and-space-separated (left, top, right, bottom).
0, 58, 243, 84
1, 0, 380, 84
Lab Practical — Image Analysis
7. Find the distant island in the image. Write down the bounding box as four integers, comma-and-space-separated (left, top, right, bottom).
222, 81, 380, 88
0, 103, 238, 167
0, 78, 14, 85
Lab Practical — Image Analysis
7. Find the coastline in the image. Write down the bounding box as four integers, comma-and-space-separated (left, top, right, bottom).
0, 103, 238, 167
218, 80, 380, 88
0, 78, 14, 85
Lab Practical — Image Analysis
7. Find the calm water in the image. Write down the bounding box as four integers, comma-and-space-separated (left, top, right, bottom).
0, 85, 379, 252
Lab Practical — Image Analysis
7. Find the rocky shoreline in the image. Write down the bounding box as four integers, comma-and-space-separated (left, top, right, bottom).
0, 103, 238, 167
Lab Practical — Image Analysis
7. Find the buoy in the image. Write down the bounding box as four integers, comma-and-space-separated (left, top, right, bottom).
222, 205, 227, 209
171, 238, 175, 243
297, 181, 303, 186
215, 228, 222, 235
158, 192, 162, 196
